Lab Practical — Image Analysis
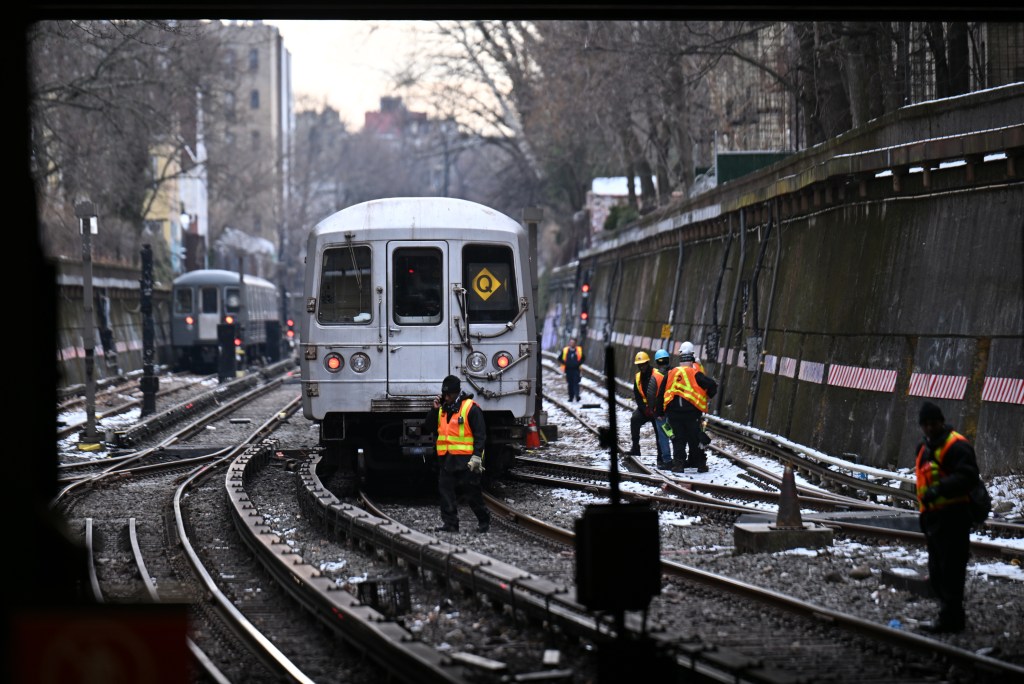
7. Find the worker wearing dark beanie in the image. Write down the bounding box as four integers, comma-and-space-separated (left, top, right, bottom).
918, 401, 944, 426
912, 400, 980, 635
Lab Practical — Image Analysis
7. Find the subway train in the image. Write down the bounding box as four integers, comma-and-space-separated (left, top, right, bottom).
300, 197, 538, 489
170, 269, 283, 372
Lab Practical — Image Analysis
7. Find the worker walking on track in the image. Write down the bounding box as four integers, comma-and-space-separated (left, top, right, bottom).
914, 401, 979, 634
422, 375, 491, 534
657, 341, 717, 473
560, 337, 585, 402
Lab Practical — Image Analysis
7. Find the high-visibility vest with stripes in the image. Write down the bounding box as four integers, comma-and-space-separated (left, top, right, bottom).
436, 398, 476, 456
561, 346, 582, 372
636, 369, 664, 406
663, 365, 708, 412
915, 430, 970, 512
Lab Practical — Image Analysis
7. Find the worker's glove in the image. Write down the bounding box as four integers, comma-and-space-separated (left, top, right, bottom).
468, 454, 484, 474
644, 408, 655, 418
921, 486, 940, 506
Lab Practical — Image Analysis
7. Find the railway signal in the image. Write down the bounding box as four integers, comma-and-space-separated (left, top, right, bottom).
580, 280, 590, 334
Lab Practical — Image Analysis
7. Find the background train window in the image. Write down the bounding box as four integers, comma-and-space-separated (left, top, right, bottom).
318, 245, 373, 324
393, 248, 442, 325
225, 288, 241, 313
463, 244, 517, 322
200, 286, 218, 314
174, 287, 193, 314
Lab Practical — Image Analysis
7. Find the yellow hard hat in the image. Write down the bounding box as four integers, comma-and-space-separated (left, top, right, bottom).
634, 351, 650, 364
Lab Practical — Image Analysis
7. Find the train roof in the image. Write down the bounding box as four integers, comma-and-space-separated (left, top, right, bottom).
172, 269, 276, 289
311, 197, 524, 241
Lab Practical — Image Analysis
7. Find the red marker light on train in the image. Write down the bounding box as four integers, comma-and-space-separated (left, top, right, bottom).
233, 337, 242, 347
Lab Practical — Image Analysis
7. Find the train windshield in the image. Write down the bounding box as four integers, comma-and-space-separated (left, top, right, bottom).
173, 287, 193, 314
463, 244, 517, 322
200, 287, 218, 314
225, 288, 241, 313
318, 245, 373, 324
393, 248, 443, 325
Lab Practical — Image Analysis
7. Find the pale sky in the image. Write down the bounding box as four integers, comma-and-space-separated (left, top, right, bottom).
265, 20, 425, 130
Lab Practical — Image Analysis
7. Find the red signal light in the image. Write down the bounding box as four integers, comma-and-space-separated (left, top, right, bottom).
580, 312, 588, 321
581, 283, 590, 294
286, 329, 295, 339
185, 315, 194, 326
234, 337, 242, 347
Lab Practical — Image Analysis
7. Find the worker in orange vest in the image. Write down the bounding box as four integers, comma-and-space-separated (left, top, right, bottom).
657, 341, 717, 473
560, 337, 585, 402
422, 375, 490, 534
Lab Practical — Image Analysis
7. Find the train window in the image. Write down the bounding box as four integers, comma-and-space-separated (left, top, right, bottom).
174, 288, 193, 314
225, 288, 242, 313
463, 244, 517, 322
318, 245, 372, 324
200, 287, 218, 314
393, 248, 443, 325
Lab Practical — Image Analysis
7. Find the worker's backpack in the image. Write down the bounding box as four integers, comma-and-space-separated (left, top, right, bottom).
967, 479, 992, 525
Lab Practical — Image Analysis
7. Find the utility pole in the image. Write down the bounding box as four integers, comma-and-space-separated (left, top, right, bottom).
139, 244, 159, 416
75, 200, 100, 449
523, 207, 543, 425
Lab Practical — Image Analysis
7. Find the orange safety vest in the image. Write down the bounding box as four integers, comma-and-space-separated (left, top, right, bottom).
560, 346, 583, 372
915, 430, 970, 512
663, 365, 708, 412
436, 398, 476, 456
636, 369, 664, 406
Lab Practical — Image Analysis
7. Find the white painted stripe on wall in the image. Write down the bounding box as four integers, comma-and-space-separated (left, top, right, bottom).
908, 373, 968, 400
981, 377, 1024, 404
798, 360, 824, 383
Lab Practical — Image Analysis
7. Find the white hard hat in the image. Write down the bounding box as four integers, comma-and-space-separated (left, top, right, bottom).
678, 341, 695, 356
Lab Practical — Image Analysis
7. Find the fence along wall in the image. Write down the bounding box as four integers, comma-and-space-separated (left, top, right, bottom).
546, 84, 1023, 475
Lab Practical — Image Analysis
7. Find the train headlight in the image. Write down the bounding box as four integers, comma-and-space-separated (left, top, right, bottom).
350, 352, 370, 373
493, 351, 513, 370
466, 351, 487, 372
324, 352, 344, 372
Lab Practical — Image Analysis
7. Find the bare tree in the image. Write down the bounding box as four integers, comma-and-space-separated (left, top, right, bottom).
29, 19, 220, 272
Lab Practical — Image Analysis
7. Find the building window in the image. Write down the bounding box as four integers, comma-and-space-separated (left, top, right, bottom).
225, 91, 236, 123
250, 89, 260, 109
251, 130, 260, 150
223, 48, 236, 79
249, 47, 259, 72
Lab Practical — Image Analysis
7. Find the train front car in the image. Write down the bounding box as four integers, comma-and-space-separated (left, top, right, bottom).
170, 269, 281, 372
301, 198, 537, 491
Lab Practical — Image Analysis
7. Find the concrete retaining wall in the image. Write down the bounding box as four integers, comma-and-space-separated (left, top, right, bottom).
544, 84, 1023, 475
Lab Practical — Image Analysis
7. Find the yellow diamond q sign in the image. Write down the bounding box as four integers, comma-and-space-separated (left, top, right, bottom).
472, 267, 502, 301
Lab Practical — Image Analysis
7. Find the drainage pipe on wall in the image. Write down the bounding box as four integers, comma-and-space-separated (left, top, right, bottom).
715, 208, 746, 415
748, 199, 782, 425
708, 217, 735, 362
665, 239, 685, 346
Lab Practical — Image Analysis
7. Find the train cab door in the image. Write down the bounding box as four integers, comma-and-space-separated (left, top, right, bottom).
387, 243, 449, 397
197, 286, 221, 341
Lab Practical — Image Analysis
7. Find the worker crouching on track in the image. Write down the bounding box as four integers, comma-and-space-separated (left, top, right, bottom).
657, 341, 717, 473
628, 350, 669, 466
423, 375, 491, 534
